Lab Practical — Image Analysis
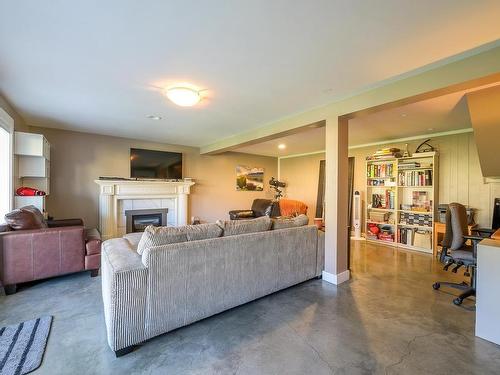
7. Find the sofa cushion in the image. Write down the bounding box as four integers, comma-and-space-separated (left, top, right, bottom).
137, 226, 189, 255
272, 214, 309, 230
216, 216, 271, 236
184, 223, 223, 241
136, 223, 223, 254
4, 205, 48, 230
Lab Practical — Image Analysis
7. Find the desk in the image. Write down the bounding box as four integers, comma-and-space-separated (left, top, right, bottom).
491, 228, 500, 240
433, 222, 477, 257
476, 238, 500, 345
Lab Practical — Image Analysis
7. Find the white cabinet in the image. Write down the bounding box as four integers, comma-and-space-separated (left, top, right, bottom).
15, 132, 50, 160
14, 131, 50, 213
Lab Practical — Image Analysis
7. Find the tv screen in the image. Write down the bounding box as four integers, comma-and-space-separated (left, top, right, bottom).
130, 148, 182, 179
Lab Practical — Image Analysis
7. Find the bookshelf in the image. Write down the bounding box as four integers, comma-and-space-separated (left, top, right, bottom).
365, 151, 438, 254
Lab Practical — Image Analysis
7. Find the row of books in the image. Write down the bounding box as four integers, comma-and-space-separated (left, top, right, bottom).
398, 170, 433, 186
398, 161, 433, 170
367, 163, 394, 178
371, 191, 395, 210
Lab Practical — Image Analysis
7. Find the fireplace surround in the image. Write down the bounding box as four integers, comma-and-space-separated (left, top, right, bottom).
95, 179, 195, 240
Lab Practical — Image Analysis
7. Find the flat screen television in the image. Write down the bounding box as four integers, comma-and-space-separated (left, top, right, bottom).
130, 148, 182, 179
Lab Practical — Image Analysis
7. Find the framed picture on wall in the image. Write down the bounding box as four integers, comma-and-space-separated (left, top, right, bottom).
236, 165, 264, 191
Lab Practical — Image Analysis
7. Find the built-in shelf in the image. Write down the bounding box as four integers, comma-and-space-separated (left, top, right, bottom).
14, 132, 50, 213
365, 152, 438, 254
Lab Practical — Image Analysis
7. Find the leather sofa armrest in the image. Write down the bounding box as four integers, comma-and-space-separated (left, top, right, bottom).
47, 218, 84, 228
85, 228, 102, 256
229, 210, 255, 220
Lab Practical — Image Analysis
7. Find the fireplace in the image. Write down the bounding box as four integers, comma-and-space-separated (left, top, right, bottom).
125, 209, 168, 233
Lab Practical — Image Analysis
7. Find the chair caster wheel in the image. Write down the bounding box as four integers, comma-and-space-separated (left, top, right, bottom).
432, 282, 440, 290
453, 298, 463, 306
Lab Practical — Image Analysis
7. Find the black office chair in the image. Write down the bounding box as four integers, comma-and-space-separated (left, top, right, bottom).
432, 203, 486, 306
474, 197, 500, 237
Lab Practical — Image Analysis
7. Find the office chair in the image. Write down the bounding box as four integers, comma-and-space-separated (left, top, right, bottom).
474, 197, 500, 237
432, 203, 485, 306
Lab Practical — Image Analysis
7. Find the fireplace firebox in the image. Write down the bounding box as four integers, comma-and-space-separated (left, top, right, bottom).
125, 209, 168, 233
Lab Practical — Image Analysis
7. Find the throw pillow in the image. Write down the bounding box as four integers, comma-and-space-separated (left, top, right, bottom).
216, 216, 272, 236
272, 214, 309, 230
137, 225, 189, 255
184, 223, 223, 241
4, 205, 48, 230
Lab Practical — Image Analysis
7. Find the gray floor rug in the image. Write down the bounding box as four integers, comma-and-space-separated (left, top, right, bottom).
0, 316, 53, 375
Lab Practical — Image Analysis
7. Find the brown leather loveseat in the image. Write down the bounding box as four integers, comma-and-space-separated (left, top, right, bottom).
0, 205, 101, 295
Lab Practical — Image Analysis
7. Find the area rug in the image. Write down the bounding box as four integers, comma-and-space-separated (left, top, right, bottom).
0, 316, 53, 375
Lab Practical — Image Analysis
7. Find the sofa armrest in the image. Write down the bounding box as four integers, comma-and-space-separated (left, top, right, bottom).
0, 226, 85, 285
229, 210, 255, 220
101, 239, 148, 351
316, 229, 325, 277
47, 218, 84, 228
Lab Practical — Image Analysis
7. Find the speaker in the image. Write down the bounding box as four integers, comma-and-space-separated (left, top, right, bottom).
351, 191, 364, 240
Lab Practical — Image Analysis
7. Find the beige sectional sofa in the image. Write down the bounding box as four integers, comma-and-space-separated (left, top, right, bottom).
101, 217, 324, 356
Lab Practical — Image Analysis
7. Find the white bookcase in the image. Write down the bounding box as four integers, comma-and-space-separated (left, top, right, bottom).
365, 152, 438, 254
14, 132, 50, 213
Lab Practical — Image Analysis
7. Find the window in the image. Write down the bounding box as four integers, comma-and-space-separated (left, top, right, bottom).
0, 108, 14, 223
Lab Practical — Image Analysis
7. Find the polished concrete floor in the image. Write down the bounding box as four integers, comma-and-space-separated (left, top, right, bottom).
1, 241, 500, 374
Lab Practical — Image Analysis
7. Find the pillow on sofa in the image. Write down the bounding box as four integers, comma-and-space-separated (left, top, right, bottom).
185, 223, 223, 241
272, 214, 309, 230
136, 223, 223, 254
137, 225, 189, 255
216, 216, 271, 236
4, 205, 48, 230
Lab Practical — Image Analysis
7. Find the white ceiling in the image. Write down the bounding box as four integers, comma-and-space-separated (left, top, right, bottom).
1, 1, 499, 147
235, 83, 500, 157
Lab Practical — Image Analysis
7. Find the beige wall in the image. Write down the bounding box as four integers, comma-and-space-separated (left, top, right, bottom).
30, 126, 277, 228
349, 131, 500, 229
279, 153, 325, 223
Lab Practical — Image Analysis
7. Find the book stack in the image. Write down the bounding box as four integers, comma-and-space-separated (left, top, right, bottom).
366, 148, 401, 160
398, 227, 415, 245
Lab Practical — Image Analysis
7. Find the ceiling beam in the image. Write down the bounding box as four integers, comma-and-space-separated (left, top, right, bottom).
200, 40, 500, 155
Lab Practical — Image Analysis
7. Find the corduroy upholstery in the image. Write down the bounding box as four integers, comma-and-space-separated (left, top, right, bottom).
101, 225, 324, 353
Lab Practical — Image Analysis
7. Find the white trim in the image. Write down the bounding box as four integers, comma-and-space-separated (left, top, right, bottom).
278, 150, 326, 160
348, 128, 473, 150
322, 270, 350, 285
0, 108, 14, 218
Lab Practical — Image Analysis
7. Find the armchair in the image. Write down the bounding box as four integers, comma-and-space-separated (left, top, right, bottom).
0, 207, 102, 295
229, 199, 279, 220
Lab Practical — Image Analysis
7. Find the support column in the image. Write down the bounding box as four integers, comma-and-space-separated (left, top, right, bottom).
177, 193, 188, 226
322, 116, 350, 285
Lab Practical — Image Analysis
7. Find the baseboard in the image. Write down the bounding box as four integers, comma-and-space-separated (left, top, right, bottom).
322, 270, 350, 285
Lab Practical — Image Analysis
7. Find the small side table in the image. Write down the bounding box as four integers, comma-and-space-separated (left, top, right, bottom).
433, 222, 478, 257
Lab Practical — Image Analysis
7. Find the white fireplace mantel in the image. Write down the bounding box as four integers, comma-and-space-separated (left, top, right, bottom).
95, 179, 195, 240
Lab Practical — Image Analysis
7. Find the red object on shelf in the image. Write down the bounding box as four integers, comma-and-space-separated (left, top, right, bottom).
378, 233, 394, 241
16, 187, 46, 196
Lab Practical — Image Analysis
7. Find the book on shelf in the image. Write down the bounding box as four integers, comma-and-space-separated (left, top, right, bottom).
371, 190, 395, 210
398, 170, 432, 186
366, 163, 394, 178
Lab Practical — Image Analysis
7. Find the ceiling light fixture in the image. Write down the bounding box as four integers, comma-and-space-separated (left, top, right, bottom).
278, 144, 286, 150
146, 115, 162, 120
166, 85, 201, 107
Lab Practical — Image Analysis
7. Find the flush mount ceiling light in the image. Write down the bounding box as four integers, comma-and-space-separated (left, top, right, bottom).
165, 85, 201, 107
278, 144, 286, 150
146, 115, 162, 120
